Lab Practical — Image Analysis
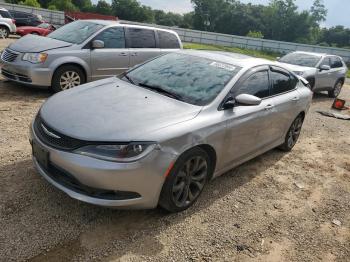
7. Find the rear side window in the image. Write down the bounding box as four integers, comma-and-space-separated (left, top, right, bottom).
233, 71, 270, 98
127, 28, 156, 48
0, 10, 12, 18
94, 27, 125, 49
270, 70, 297, 95
330, 57, 343, 68
158, 31, 180, 49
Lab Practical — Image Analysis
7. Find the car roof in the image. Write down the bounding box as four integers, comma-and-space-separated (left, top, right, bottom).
0, 7, 9, 11
78, 20, 179, 34
177, 50, 275, 69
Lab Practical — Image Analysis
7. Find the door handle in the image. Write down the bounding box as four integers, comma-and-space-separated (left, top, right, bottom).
119, 53, 128, 56
131, 53, 138, 57
265, 104, 274, 110
291, 96, 300, 101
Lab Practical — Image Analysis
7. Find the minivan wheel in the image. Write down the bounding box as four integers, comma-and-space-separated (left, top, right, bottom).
278, 115, 304, 152
51, 65, 86, 93
0, 26, 9, 38
328, 80, 343, 98
159, 147, 210, 213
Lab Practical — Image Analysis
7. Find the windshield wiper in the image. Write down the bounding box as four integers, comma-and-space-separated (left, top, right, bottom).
123, 74, 136, 85
138, 82, 184, 101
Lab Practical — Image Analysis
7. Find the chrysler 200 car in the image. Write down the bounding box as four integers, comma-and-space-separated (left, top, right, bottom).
30, 51, 312, 212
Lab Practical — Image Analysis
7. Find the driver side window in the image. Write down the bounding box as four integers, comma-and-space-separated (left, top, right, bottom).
233, 71, 270, 98
94, 27, 125, 49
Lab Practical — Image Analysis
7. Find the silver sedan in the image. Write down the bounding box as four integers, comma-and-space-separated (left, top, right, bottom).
30, 50, 312, 212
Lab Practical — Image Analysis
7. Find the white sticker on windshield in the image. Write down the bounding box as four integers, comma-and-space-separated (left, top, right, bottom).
210, 62, 236, 71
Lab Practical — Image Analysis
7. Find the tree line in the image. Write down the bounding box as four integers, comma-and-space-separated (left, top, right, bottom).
5, 0, 350, 49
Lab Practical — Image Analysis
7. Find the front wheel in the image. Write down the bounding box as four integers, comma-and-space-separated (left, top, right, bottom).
159, 147, 210, 213
328, 80, 343, 98
51, 65, 86, 93
278, 114, 304, 152
0, 26, 9, 38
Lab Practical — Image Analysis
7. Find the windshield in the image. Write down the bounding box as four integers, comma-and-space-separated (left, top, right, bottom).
47, 21, 103, 44
38, 23, 50, 29
123, 53, 242, 106
279, 53, 321, 67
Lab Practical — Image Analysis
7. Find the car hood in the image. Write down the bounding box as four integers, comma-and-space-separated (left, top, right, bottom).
9, 34, 71, 52
276, 62, 315, 72
40, 78, 202, 142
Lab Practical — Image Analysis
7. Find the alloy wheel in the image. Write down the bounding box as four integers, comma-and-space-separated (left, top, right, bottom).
59, 71, 81, 90
287, 117, 303, 148
0, 28, 7, 38
172, 156, 208, 208
333, 82, 342, 97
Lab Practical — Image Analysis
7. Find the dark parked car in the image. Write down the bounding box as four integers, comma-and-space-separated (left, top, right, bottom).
9, 10, 44, 27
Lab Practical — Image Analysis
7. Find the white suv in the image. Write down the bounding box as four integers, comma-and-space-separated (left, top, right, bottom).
0, 8, 16, 38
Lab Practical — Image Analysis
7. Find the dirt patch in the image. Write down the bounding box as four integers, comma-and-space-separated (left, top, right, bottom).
0, 42, 349, 261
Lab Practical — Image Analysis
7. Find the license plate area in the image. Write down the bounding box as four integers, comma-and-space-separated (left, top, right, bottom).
32, 141, 49, 169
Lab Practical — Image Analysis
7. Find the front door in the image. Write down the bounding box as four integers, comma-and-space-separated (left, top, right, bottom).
222, 68, 275, 168
90, 27, 130, 81
125, 27, 160, 67
315, 56, 332, 90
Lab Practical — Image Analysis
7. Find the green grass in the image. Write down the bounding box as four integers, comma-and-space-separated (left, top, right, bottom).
184, 42, 350, 79
183, 42, 279, 61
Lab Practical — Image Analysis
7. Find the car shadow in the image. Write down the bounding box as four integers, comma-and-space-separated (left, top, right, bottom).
1, 148, 286, 261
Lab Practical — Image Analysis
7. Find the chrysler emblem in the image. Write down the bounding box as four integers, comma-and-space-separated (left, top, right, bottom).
41, 123, 61, 139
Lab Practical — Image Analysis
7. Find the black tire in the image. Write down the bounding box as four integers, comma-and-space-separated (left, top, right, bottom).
328, 80, 343, 98
159, 147, 211, 213
51, 65, 86, 93
0, 26, 9, 38
278, 114, 304, 152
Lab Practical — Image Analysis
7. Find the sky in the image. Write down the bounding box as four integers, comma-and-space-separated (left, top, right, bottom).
94, 0, 350, 28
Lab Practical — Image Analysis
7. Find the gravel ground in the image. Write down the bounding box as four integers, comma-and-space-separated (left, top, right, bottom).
0, 37, 349, 262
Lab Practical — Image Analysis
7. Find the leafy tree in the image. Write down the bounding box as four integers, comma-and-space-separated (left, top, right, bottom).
48, 0, 78, 11
19, 0, 40, 8
247, 31, 264, 39
95, 0, 112, 15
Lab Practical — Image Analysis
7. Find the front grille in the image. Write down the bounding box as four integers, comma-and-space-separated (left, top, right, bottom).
45, 162, 141, 200
34, 114, 89, 151
1, 48, 19, 62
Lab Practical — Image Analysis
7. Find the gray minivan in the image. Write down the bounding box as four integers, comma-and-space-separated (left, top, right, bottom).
0, 20, 182, 92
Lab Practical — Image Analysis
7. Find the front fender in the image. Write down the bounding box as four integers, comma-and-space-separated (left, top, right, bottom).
49, 56, 90, 81
0, 22, 11, 31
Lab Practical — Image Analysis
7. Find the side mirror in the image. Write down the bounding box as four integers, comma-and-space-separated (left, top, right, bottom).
235, 94, 262, 106
92, 40, 104, 49
319, 65, 330, 71
222, 96, 235, 110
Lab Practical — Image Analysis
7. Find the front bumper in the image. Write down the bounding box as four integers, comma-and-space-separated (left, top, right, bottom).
1, 58, 52, 87
30, 123, 177, 209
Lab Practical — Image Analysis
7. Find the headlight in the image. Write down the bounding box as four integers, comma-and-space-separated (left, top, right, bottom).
74, 142, 157, 162
294, 71, 304, 76
22, 52, 48, 63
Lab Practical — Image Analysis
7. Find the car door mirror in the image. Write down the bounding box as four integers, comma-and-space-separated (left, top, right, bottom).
319, 65, 330, 71
92, 40, 104, 49
222, 96, 236, 110
235, 94, 262, 106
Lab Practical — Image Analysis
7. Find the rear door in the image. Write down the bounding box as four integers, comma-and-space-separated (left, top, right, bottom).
329, 56, 346, 87
268, 66, 301, 140
90, 27, 130, 81
125, 27, 160, 67
157, 30, 181, 55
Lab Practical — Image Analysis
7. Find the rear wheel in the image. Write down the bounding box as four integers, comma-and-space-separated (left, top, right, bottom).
0, 26, 9, 38
159, 147, 210, 213
328, 80, 343, 98
278, 114, 304, 152
51, 65, 86, 93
